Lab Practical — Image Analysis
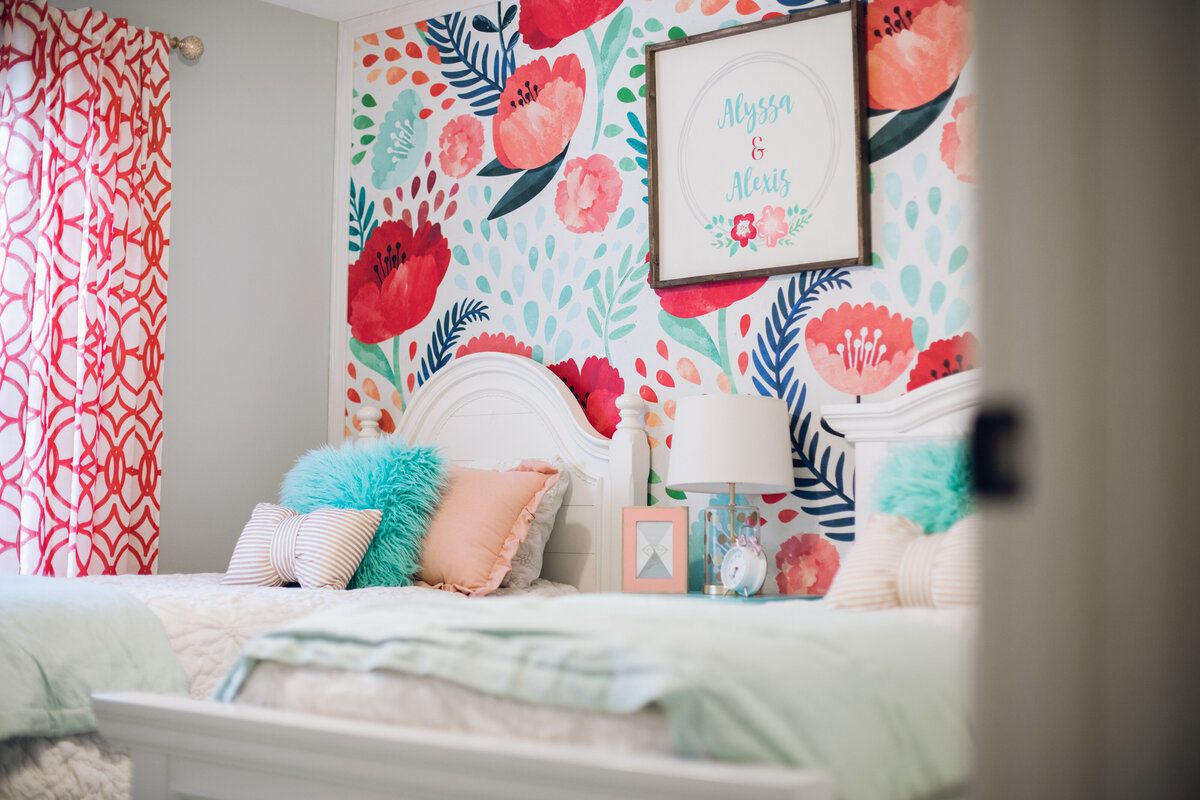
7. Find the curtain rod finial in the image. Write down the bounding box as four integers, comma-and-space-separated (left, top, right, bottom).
169, 35, 204, 61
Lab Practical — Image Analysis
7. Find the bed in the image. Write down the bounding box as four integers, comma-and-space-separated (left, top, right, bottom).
0, 575, 572, 800
1, 353, 648, 799
86, 357, 982, 800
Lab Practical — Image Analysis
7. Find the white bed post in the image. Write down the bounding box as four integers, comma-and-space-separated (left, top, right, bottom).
355, 406, 382, 442
605, 394, 649, 592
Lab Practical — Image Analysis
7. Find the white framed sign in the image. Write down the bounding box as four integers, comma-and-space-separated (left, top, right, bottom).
646, 1, 869, 287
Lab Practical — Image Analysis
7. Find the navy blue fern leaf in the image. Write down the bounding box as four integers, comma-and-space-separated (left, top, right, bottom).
752, 269, 858, 539
425, 9, 518, 118
416, 299, 490, 387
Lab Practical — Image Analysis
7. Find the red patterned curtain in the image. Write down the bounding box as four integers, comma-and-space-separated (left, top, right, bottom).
0, 0, 170, 576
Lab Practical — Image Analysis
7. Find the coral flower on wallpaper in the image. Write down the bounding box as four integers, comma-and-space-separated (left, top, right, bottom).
775, 533, 840, 596
940, 94, 978, 183
347, 220, 451, 344
866, 0, 973, 111
548, 355, 624, 438
554, 154, 622, 233
805, 303, 916, 398
493, 54, 586, 171
655, 275, 767, 319
438, 114, 485, 179
455, 332, 534, 359
518, 0, 624, 50
907, 332, 979, 391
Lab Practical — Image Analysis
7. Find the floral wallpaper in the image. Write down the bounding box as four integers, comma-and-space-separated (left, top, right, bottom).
342, 0, 980, 594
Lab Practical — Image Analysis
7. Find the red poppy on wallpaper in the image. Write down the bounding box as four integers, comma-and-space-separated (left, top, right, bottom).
347, 220, 451, 344
775, 533, 840, 596
907, 332, 979, 391
455, 332, 534, 359
554, 154, 622, 233
939, 94, 978, 183
518, 0, 624, 50
493, 54, 586, 171
549, 355, 625, 438
805, 302, 916, 399
865, 0, 973, 111
438, 114, 485, 178
654, 275, 767, 319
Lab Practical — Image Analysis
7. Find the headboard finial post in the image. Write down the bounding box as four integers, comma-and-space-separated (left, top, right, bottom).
615, 394, 646, 432
355, 406, 383, 442
606, 393, 650, 591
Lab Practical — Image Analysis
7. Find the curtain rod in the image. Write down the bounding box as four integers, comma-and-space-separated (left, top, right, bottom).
167, 34, 204, 61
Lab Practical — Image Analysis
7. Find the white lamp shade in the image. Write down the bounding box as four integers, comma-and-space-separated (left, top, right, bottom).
665, 394, 795, 494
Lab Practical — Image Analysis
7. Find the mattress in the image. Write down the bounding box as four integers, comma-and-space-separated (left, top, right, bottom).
0, 573, 574, 800
226, 597, 976, 800
236, 663, 676, 756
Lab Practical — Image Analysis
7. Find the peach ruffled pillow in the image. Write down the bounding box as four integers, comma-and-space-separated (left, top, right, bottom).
416, 461, 561, 596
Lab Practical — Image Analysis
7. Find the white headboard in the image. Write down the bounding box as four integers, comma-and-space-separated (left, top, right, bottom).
821, 370, 982, 535
355, 353, 649, 593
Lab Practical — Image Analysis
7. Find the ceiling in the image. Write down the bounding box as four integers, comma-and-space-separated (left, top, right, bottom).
261, 0, 465, 23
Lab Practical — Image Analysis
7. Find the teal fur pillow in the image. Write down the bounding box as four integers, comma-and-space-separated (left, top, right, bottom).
873, 440, 974, 533
280, 439, 447, 588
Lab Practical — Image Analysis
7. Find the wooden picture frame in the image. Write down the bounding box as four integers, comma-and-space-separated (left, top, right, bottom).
645, 1, 869, 287
622, 506, 689, 593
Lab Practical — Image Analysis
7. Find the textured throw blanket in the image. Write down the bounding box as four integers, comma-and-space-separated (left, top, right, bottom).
216, 593, 972, 800
0, 576, 188, 740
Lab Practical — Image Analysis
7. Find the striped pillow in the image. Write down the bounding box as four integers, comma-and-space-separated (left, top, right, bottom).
222, 503, 382, 590
825, 513, 981, 609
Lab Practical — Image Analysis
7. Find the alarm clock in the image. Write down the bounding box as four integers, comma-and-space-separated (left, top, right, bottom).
721, 542, 767, 596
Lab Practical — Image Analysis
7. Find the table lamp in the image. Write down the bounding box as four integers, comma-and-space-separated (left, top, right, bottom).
666, 394, 795, 595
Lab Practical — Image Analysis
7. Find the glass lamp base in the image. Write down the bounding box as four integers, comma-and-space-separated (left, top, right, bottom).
702, 504, 761, 593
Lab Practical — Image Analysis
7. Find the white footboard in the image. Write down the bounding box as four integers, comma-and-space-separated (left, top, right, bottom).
94, 693, 832, 800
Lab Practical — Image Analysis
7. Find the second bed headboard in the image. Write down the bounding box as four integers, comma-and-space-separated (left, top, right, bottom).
355, 353, 649, 593
821, 370, 983, 535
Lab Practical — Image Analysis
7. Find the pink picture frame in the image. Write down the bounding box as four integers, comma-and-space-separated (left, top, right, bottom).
622, 506, 689, 593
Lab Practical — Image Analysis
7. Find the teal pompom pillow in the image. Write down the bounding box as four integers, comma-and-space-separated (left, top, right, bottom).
873, 440, 974, 533
280, 439, 447, 588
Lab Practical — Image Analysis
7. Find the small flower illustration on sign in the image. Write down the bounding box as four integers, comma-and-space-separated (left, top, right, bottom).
729, 213, 757, 247
705, 206, 812, 255
756, 205, 787, 247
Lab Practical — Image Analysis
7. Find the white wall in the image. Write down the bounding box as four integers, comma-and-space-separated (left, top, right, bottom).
84, 0, 339, 572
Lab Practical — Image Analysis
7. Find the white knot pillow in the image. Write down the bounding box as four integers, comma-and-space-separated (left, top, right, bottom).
825, 512, 981, 609
222, 503, 382, 590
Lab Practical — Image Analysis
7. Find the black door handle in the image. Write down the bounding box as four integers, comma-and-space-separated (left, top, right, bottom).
971, 405, 1026, 499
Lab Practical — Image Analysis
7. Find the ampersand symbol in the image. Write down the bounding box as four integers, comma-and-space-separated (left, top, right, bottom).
750, 136, 765, 161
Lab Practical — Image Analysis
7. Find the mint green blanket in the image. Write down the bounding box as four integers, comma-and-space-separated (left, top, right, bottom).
0, 575, 189, 740
216, 593, 971, 800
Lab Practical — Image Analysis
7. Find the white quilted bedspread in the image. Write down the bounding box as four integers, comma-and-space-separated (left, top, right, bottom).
0, 573, 574, 800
